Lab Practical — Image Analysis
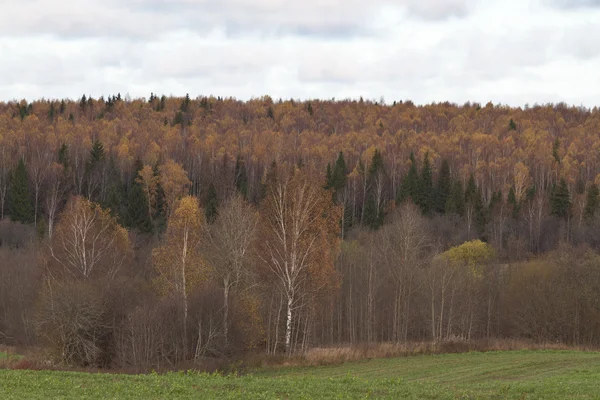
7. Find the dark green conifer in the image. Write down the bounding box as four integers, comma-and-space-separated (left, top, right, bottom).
58, 143, 70, 170
397, 152, 419, 204
550, 178, 571, 219
416, 152, 433, 214
584, 183, 600, 221
446, 180, 465, 216
7, 158, 34, 224
434, 159, 451, 214
234, 155, 249, 199
125, 159, 153, 233
205, 183, 219, 224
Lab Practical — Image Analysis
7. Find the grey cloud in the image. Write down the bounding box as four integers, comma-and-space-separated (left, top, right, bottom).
547, 0, 600, 9
405, 0, 473, 20
0, 0, 474, 41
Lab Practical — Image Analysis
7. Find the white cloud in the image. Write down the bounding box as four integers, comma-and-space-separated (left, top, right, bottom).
0, 0, 598, 106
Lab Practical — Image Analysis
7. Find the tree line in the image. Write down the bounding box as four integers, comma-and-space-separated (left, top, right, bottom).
2, 95, 600, 368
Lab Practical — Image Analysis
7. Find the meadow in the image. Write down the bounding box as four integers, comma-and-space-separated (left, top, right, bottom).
1, 350, 600, 399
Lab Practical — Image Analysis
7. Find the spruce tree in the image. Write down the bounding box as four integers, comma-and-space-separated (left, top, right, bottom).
397, 152, 419, 204
552, 138, 561, 164
464, 174, 487, 237
8, 158, 34, 224
434, 159, 451, 214
550, 178, 571, 219
153, 164, 167, 235
465, 174, 478, 205
416, 152, 433, 214
102, 157, 126, 220
446, 180, 465, 216
325, 163, 333, 189
125, 159, 153, 233
363, 193, 380, 230
58, 143, 70, 170
331, 151, 347, 192
584, 183, 600, 221
205, 183, 219, 224
234, 155, 249, 199
84, 139, 106, 201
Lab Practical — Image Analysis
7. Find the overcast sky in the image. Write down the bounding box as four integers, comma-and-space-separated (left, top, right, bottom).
1, 0, 599, 106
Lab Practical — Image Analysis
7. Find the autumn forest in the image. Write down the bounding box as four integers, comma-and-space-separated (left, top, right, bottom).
2, 94, 600, 368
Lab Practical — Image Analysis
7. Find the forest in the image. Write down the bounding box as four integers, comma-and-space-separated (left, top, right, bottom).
2, 94, 600, 368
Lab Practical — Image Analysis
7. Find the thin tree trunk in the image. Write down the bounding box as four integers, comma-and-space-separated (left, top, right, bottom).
285, 290, 294, 354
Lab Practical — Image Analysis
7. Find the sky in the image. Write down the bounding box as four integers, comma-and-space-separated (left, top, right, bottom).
1, 0, 599, 106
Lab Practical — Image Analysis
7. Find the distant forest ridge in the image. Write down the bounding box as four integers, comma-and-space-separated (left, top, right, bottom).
0, 94, 599, 250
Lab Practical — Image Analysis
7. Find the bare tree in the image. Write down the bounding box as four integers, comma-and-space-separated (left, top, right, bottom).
204, 194, 258, 344
378, 202, 430, 342
48, 196, 131, 281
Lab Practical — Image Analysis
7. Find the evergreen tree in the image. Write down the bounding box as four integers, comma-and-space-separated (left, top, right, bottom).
180, 93, 191, 112
368, 149, 384, 179
7, 158, 34, 224
153, 163, 167, 235
434, 159, 451, 214
88, 139, 106, 166
550, 178, 571, 219
363, 193, 381, 230
205, 183, 219, 224
173, 111, 183, 126
464, 174, 487, 237
267, 105, 274, 119
84, 139, 106, 201
416, 152, 433, 214
101, 157, 126, 220
331, 151, 347, 192
234, 155, 249, 199
48, 102, 56, 121
396, 152, 419, 204
508, 118, 517, 131
58, 143, 70, 170
325, 163, 333, 189
552, 138, 561, 164
125, 159, 153, 233
446, 180, 465, 216
306, 102, 313, 116
465, 174, 478, 204
489, 190, 503, 212
326, 151, 348, 201
584, 183, 600, 221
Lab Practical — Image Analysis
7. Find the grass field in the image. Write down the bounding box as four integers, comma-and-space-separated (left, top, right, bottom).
2, 350, 600, 399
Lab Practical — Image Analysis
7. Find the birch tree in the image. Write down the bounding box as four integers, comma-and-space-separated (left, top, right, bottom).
48, 196, 131, 281
259, 168, 340, 353
152, 196, 207, 358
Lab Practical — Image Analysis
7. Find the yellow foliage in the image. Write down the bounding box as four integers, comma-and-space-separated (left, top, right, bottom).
439, 240, 496, 278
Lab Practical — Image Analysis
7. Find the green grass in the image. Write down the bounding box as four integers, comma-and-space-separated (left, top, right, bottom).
0, 351, 20, 360
2, 350, 600, 399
